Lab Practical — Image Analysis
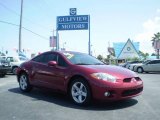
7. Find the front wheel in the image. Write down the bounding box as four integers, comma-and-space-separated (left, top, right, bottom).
137, 67, 143, 73
0, 74, 6, 77
19, 73, 32, 92
69, 78, 91, 106
12, 67, 18, 75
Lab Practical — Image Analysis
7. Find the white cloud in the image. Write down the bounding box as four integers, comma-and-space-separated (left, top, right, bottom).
143, 19, 156, 31
134, 11, 160, 54
157, 8, 160, 13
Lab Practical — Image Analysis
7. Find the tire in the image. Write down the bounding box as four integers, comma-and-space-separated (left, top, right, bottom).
19, 73, 32, 92
137, 67, 143, 73
69, 78, 91, 106
0, 73, 6, 77
12, 67, 18, 75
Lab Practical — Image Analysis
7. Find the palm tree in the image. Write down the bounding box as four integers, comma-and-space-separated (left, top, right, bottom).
151, 32, 160, 59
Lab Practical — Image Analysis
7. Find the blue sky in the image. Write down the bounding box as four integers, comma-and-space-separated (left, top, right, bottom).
0, 0, 160, 57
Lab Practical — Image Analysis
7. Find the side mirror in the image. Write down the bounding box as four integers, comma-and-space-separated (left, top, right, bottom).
48, 61, 57, 67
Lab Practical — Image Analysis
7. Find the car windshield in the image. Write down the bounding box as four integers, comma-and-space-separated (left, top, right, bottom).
63, 52, 104, 65
142, 60, 151, 64
0, 57, 6, 62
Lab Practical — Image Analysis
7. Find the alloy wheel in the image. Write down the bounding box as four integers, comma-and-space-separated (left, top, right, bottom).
19, 74, 28, 90
71, 82, 87, 103
19, 73, 32, 92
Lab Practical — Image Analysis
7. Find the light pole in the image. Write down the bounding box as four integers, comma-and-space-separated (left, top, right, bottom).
62, 42, 66, 50
19, 0, 23, 53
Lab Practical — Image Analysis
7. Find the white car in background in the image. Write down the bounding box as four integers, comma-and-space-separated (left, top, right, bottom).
129, 61, 143, 71
134, 59, 160, 73
6, 56, 28, 74
129, 60, 150, 71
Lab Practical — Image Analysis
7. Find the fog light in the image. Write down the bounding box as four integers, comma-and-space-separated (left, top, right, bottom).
104, 92, 110, 97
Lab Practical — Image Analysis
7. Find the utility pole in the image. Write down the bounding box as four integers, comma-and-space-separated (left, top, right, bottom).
52, 29, 57, 51
88, 15, 91, 55
19, 0, 23, 53
52, 29, 54, 50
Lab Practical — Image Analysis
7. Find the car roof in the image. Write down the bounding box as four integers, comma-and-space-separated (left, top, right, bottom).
149, 59, 160, 61
39, 51, 86, 55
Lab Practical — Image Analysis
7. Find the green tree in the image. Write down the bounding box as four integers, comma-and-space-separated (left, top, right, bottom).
104, 57, 109, 64
97, 55, 103, 61
139, 51, 149, 60
151, 32, 160, 59
151, 53, 156, 56
132, 57, 140, 61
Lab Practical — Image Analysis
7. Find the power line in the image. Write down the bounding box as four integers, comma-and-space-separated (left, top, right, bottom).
0, 2, 20, 16
0, 20, 19, 27
0, 2, 51, 31
0, 20, 49, 40
22, 27, 49, 40
35, 0, 54, 21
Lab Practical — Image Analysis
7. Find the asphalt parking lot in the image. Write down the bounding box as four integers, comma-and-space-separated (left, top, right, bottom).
0, 73, 160, 120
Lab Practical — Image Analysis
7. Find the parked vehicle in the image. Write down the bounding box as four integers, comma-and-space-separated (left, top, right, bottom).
129, 61, 143, 71
129, 60, 150, 71
134, 59, 160, 73
119, 61, 141, 69
125, 61, 142, 69
16, 51, 143, 106
6, 56, 28, 74
0, 56, 10, 77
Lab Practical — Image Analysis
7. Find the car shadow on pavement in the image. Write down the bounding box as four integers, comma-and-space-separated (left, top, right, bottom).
8, 87, 138, 111
0, 73, 15, 78
146, 72, 160, 74
138, 72, 160, 74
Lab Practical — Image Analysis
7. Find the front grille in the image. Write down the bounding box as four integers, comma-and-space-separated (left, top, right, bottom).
122, 87, 143, 97
123, 77, 142, 82
135, 77, 141, 81
123, 78, 132, 82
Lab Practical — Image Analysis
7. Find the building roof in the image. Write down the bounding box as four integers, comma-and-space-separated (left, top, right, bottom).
113, 39, 140, 59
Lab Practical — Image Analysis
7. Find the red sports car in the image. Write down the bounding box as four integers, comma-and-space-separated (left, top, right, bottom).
16, 51, 143, 106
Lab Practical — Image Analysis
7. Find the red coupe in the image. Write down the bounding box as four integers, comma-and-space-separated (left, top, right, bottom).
16, 51, 143, 105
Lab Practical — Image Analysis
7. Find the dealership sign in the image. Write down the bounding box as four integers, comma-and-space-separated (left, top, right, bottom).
57, 9, 89, 30
56, 8, 91, 55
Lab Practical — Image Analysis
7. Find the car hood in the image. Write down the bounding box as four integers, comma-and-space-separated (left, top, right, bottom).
132, 63, 143, 66
79, 65, 138, 79
134, 63, 144, 67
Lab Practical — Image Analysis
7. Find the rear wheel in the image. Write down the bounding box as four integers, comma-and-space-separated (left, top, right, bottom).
69, 78, 91, 106
19, 73, 32, 92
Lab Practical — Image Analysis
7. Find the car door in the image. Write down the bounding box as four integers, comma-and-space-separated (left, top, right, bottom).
143, 60, 159, 72
31, 53, 58, 89
31, 52, 68, 91
50, 54, 69, 91
151, 60, 160, 72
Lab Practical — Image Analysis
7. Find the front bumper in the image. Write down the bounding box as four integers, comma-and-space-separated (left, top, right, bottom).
0, 66, 11, 74
91, 80, 143, 101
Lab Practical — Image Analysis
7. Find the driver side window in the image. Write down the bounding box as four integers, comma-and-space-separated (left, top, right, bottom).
58, 55, 68, 67
32, 53, 57, 64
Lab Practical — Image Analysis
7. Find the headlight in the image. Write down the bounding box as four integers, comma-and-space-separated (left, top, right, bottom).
91, 73, 116, 82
